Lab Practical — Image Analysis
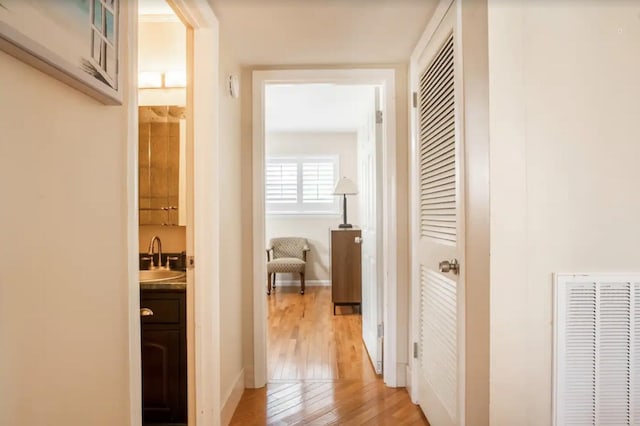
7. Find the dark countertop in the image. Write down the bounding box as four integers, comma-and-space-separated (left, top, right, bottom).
139, 270, 187, 291
140, 280, 186, 291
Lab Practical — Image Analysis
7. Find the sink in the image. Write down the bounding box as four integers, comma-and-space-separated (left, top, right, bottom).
139, 269, 186, 283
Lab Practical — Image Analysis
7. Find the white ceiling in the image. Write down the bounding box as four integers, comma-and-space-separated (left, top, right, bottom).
265, 84, 375, 132
207, 0, 438, 65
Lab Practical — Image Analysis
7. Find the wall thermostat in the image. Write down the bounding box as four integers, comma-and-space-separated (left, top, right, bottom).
228, 74, 240, 98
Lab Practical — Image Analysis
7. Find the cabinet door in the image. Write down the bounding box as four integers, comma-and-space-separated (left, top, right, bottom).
141, 290, 187, 425
331, 230, 362, 303
141, 328, 186, 423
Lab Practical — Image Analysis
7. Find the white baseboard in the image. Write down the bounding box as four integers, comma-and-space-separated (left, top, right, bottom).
243, 364, 255, 388
221, 368, 244, 426
406, 364, 418, 403
273, 279, 331, 287
396, 363, 407, 387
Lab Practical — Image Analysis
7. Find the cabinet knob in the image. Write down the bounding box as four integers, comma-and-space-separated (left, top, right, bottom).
354, 236, 363, 244
140, 307, 154, 317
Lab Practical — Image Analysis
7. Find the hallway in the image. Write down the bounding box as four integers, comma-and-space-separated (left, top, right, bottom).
230, 287, 427, 425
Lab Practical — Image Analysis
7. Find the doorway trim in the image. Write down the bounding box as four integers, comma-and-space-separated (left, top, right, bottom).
128, 1, 221, 425
251, 68, 399, 387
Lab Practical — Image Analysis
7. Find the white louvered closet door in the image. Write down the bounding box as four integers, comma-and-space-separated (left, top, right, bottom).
413, 4, 463, 426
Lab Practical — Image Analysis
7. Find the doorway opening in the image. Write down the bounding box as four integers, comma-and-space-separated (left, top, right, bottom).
137, 2, 190, 425
263, 83, 383, 381
252, 69, 399, 389
129, 1, 221, 425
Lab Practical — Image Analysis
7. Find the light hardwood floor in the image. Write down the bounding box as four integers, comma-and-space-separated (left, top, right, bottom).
230, 286, 428, 425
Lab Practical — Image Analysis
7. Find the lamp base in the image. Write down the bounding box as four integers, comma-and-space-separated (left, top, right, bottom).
339, 223, 353, 229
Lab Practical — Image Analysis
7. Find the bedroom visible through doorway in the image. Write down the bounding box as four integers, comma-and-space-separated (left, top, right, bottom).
263, 83, 383, 381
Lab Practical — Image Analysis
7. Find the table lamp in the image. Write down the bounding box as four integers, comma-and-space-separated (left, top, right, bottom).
333, 177, 358, 229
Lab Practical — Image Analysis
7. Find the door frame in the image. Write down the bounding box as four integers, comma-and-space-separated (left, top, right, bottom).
251, 68, 399, 387
127, 1, 222, 425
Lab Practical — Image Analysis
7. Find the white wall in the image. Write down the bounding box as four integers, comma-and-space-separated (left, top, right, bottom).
138, 19, 187, 106
0, 14, 133, 426
218, 30, 245, 423
489, 2, 640, 424
139, 225, 186, 253
139, 19, 186, 74
265, 131, 359, 282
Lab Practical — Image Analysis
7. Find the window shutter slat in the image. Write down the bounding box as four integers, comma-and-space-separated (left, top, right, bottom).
302, 161, 335, 203
265, 162, 298, 203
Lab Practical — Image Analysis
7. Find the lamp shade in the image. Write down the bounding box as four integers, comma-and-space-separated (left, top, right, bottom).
333, 177, 358, 195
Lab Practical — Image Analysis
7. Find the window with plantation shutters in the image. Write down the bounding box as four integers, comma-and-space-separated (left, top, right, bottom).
302, 161, 335, 203
418, 33, 456, 245
266, 160, 298, 204
266, 156, 339, 214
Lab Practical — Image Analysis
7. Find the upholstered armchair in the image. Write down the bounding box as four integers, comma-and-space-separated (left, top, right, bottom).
266, 237, 310, 295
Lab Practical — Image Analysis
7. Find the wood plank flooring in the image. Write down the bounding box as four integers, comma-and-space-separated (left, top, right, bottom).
230, 287, 428, 425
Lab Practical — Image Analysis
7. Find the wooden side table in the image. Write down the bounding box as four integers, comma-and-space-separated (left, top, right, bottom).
330, 228, 362, 314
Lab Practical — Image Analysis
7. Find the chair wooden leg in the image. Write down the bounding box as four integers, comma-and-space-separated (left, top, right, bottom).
273, 273, 276, 290
267, 273, 271, 295
300, 272, 305, 295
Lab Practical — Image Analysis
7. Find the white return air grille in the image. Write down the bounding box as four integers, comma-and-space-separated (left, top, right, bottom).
418, 33, 456, 244
554, 274, 640, 426
419, 265, 457, 420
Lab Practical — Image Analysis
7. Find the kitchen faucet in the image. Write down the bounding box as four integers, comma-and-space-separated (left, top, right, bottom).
148, 235, 163, 269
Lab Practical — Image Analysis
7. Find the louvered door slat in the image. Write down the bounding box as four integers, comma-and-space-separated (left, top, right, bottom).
422, 83, 454, 118
421, 85, 454, 124
419, 267, 457, 420
420, 166, 455, 182
419, 113, 455, 144
419, 131, 455, 162
422, 195, 456, 205
421, 38, 454, 93
421, 43, 452, 86
420, 180, 455, 194
422, 188, 456, 200
420, 141, 455, 161
420, 153, 455, 176
418, 33, 456, 244
420, 54, 451, 101
420, 159, 455, 181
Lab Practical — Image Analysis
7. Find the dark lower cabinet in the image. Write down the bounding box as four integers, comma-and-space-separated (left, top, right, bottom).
141, 289, 187, 425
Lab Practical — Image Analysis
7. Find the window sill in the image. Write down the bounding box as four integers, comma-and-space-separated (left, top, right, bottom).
267, 212, 341, 218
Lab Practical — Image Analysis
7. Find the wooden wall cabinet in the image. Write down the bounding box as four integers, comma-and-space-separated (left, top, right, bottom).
330, 229, 362, 314
141, 289, 187, 425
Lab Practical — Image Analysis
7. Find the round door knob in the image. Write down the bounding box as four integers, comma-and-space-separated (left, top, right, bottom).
438, 259, 460, 275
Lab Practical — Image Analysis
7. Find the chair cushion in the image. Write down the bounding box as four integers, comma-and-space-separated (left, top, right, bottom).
267, 257, 306, 273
